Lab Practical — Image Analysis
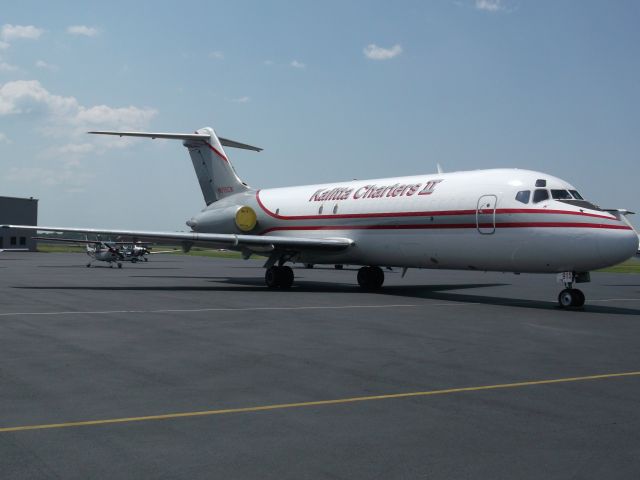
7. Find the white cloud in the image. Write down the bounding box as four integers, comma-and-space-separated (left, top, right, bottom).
66, 25, 99, 37
36, 60, 59, 71
209, 51, 224, 59
0, 132, 11, 143
263, 60, 274, 66
54, 142, 95, 155
0, 80, 157, 190
0, 80, 157, 129
0, 62, 18, 72
75, 105, 157, 130
363, 44, 403, 60
475, 0, 503, 11
1, 24, 43, 41
0, 80, 79, 116
290, 60, 305, 69
0, 41, 9, 50
230, 96, 250, 103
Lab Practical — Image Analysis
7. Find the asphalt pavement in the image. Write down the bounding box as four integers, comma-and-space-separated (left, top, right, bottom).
1, 252, 639, 479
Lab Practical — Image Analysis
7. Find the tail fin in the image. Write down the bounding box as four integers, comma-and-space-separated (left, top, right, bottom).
89, 127, 262, 205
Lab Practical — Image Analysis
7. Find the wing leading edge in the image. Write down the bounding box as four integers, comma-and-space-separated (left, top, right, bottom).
4, 225, 354, 252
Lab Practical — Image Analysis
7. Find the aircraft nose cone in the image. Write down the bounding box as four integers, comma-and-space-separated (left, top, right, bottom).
598, 229, 638, 267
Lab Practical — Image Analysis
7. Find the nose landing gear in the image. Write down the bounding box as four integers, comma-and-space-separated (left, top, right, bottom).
557, 272, 589, 308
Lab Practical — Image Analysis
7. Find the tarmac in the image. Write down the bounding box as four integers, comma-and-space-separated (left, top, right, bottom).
1, 252, 639, 479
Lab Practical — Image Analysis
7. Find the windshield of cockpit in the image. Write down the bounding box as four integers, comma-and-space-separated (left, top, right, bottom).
513, 179, 601, 210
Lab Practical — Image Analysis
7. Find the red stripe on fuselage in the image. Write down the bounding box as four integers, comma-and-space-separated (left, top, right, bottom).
255, 190, 616, 221
259, 222, 633, 235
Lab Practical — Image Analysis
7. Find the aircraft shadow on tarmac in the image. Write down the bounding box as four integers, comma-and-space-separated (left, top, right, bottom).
13, 278, 640, 316
37, 265, 182, 270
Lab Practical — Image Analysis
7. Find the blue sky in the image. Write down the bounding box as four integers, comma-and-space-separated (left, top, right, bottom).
1, 0, 638, 230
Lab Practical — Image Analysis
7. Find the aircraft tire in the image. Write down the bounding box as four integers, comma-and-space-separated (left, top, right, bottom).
573, 289, 585, 307
265, 266, 294, 288
357, 266, 384, 290
280, 266, 294, 288
558, 288, 585, 308
334, 264, 344, 270
86, 263, 91, 268
265, 266, 281, 288
117, 263, 123, 269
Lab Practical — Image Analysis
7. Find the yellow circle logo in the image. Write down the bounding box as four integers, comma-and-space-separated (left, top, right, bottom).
235, 206, 257, 232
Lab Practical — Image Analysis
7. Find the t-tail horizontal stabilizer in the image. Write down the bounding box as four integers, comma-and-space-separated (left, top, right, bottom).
89, 128, 262, 205
88, 131, 262, 152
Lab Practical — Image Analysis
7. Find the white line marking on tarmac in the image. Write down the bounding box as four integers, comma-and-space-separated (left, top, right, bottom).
0, 304, 468, 317
589, 298, 640, 303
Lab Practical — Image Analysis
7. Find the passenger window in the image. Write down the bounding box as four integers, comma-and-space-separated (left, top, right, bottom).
515, 190, 530, 204
551, 189, 572, 200
533, 189, 549, 203
569, 190, 584, 200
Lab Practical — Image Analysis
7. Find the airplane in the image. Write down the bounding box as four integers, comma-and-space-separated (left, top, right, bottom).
3, 125, 638, 308
33, 236, 161, 267
33, 236, 126, 267
117, 242, 153, 262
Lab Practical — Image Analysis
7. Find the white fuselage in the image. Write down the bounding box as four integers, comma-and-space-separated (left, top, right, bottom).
190, 169, 638, 273
87, 245, 120, 263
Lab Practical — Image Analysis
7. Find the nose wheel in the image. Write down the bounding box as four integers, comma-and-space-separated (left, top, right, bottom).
557, 272, 588, 308
558, 288, 585, 308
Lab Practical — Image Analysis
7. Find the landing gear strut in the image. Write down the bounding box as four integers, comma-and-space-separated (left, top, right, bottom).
357, 266, 385, 290
265, 265, 294, 288
557, 272, 588, 308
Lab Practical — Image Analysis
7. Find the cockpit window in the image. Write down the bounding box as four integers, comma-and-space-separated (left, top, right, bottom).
569, 190, 584, 200
515, 190, 530, 204
551, 189, 572, 200
533, 189, 549, 203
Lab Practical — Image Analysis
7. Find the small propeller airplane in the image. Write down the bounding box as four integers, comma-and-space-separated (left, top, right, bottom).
4, 124, 638, 308
32, 236, 162, 267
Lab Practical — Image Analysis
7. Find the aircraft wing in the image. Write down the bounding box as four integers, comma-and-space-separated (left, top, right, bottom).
32, 236, 98, 245
6, 225, 353, 252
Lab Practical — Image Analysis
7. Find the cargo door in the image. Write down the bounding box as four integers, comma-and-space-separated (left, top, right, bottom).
476, 195, 497, 234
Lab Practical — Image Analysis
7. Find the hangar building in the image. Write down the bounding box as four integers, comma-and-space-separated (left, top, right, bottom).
0, 196, 38, 251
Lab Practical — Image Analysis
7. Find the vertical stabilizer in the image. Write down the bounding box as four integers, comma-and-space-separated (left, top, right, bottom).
88, 127, 261, 206
183, 127, 248, 205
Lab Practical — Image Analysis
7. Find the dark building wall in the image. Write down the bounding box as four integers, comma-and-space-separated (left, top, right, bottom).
0, 196, 39, 251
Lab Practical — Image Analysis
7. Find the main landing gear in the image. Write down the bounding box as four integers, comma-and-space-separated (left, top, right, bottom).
557, 271, 589, 308
357, 266, 385, 290
265, 265, 294, 288
262, 262, 387, 290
